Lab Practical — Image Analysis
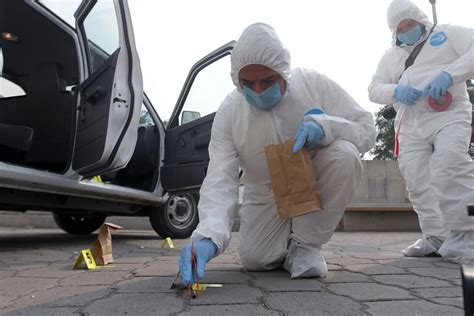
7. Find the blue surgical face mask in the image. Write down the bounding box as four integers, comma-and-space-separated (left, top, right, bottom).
397, 25, 423, 45
242, 82, 283, 111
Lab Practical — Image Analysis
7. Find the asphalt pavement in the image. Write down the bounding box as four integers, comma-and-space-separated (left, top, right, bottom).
0, 227, 468, 315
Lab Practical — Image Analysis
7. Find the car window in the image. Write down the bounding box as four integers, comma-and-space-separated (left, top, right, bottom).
0, 48, 26, 98
139, 104, 155, 127
83, 1, 120, 72
38, 0, 80, 27
179, 55, 233, 125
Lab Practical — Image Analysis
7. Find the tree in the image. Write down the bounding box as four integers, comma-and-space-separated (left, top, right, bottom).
468, 79, 474, 102
370, 105, 395, 160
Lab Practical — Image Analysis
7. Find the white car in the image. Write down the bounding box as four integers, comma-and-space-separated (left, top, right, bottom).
0, 0, 235, 238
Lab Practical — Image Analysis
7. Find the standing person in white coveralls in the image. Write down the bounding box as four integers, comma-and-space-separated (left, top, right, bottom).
369, 0, 474, 262
178, 22, 376, 284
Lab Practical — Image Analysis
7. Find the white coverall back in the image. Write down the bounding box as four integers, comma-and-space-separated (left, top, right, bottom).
191, 23, 376, 270
368, 1, 474, 240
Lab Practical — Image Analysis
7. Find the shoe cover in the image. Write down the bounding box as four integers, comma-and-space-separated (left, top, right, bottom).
402, 236, 444, 257
283, 239, 327, 278
438, 231, 474, 264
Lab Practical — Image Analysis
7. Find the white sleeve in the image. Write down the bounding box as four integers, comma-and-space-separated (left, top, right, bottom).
304, 74, 376, 154
444, 25, 474, 84
190, 99, 240, 255
368, 51, 399, 105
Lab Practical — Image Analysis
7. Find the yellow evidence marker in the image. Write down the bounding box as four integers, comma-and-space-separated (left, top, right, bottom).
73, 249, 98, 270
161, 237, 175, 248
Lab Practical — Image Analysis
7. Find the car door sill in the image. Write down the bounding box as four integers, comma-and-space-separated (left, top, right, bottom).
0, 163, 164, 206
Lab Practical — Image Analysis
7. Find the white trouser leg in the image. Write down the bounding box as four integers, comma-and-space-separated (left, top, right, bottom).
398, 134, 449, 238
431, 122, 474, 231
238, 185, 290, 271
291, 140, 362, 247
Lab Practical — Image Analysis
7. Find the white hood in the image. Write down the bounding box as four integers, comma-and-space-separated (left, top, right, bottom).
230, 23, 291, 90
387, 0, 433, 44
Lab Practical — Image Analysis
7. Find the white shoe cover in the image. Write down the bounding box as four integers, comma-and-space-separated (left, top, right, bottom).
283, 239, 327, 278
402, 236, 444, 257
438, 231, 474, 264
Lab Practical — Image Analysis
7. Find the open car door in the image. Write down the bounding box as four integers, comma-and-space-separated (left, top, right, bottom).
72, 0, 143, 177
161, 41, 235, 192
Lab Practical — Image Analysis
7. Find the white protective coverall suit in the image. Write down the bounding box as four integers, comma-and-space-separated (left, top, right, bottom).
191, 23, 376, 276
368, 0, 474, 262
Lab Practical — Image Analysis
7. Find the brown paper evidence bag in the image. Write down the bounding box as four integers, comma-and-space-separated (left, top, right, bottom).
264, 139, 323, 219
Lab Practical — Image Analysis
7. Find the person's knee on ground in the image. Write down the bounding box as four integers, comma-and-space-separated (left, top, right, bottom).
238, 235, 287, 271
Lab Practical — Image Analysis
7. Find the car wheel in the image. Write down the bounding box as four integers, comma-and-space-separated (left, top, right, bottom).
149, 193, 199, 239
53, 213, 106, 235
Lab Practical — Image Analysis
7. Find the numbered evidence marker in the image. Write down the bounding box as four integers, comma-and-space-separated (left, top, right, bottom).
161, 237, 175, 248
73, 249, 98, 270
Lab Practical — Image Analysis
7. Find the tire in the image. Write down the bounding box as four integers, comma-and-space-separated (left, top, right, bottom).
149, 193, 199, 239
53, 213, 106, 235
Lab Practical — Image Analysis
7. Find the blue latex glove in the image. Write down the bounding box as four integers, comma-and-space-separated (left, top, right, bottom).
179, 238, 217, 285
293, 120, 325, 153
394, 85, 423, 106
423, 71, 453, 101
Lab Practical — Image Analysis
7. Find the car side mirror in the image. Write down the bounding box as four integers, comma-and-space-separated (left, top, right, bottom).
181, 110, 201, 125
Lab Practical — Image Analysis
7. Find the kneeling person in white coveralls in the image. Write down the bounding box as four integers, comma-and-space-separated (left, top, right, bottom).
179, 22, 376, 284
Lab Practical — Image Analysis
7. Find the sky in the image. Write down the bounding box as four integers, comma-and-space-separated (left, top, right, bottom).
128, 0, 474, 121
4, 0, 474, 121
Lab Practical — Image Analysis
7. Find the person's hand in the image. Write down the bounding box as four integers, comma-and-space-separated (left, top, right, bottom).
179, 238, 217, 285
394, 85, 423, 106
423, 71, 453, 101
293, 120, 325, 153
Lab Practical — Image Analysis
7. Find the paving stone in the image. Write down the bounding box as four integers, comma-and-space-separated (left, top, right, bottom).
114, 276, 175, 293
265, 292, 365, 315
1, 250, 71, 263
449, 278, 463, 286
0, 270, 15, 279
366, 299, 463, 315
179, 304, 279, 315
83, 293, 183, 315
206, 262, 245, 270
200, 270, 250, 284
6, 286, 110, 309
252, 276, 323, 291
432, 261, 460, 269
377, 258, 438, 268
17, 264, 85, 279
408, 267, 461, 280
247, 269, 290, 278
4, 306, 80, 316
133, 260, 179, 276
321, 271, 371, 283
436, 297, 464, 309
345, 263, 405, 275
374, 274, 452, 288
185, 284, 262, 305
413, 287, 462, 299
1, 262, 49, 272
327, 264, 343, 271
350, 252, 402, 260
0, 277, 58, 296
111, 255, 152, 264
327, 257, 375, 266
98, 263, 140, 271
59, 271, 127, 286
0, 295, 13, 307
328, 283, 413, 301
